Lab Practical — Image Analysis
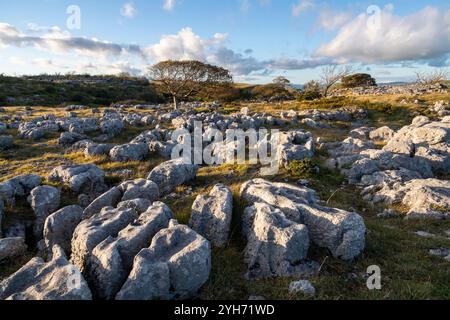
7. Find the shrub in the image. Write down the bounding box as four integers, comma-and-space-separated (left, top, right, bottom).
288, 159, 317, 177
342, 73, 377, 88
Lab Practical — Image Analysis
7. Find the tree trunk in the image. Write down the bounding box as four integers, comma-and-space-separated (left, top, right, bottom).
173, 95, 178, 110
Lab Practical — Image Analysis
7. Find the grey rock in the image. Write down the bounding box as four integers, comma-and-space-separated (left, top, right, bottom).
0, 237, 27, 262
82, 187, 122, 219
243, 203, 313, 278
100, 118, 124, 137
48, 164, 105, 194
84, 144, 114, 157
44, 205, 83, 255
289, 280, 316, 296
117, 199, 153, 214
27, 186, 60, 239
58, 132, 87, 146
240, 179, 366, 260
116, 223, 211, 300
0, 245, 91, 300
89, 202, 172, 299
70, 207, 138, 274
118, 179, 159, 202
189, 184, 233, 247
110, 143, 149, 162
147, 159, 198, 194
369, 126, 395, 143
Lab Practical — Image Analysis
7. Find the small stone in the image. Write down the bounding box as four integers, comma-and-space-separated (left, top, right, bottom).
289, 280, 316, 296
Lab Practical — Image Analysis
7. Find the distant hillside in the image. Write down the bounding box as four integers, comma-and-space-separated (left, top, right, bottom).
0, 74, 164, 106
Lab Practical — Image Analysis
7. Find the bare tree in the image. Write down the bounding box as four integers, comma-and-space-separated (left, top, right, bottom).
320, 65, 353, 97
415, 68, 449, 85
149, 60, 233, 110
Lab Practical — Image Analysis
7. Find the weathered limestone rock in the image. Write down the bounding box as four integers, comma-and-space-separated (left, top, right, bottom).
118, 179, 159, 202
48, 164, 105, 194
189, 184, 233, 247
70, 207, 138, 274
243, 203, 313, 278
369, 126, 395, 143
116, 222, 211, 300
27, 186, 60, 239
82, 187, 122, 219
0, 174, 41, 206
147, 159, 198, 194
110, 143, 149, 162
0, 237, 27, 262
289, 280, 316, 295
89, 203, 172, 299
0, 246, 91, 300
240, 179, 366, 260
44, 205, 83, 255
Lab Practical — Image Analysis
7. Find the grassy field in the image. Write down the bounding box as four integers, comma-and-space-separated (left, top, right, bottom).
1, 91, 449, 300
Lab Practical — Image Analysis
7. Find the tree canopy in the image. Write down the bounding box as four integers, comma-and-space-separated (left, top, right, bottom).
149, 60, 233, 109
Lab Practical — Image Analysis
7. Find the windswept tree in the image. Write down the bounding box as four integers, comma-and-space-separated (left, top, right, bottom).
273, 76, 291, 89
415, 68, 449, 85
320, 65, 353, 97
149, 60, 233, 110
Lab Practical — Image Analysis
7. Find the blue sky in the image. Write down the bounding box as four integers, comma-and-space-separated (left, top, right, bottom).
0, 0, 449, 84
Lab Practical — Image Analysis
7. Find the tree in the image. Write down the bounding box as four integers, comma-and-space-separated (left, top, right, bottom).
415, 68, 448, 85
301, 80, 321, 100
342, 73, 377, 88
273, 76, 291, 89
320, 65, 353, 97
148, 60, 233, 110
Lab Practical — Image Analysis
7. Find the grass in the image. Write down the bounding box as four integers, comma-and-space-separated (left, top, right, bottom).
1, 91, 450, 299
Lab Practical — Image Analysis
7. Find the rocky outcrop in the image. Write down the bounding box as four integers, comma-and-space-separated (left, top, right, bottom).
83, 179, 159, 218
70, 207, 138, 274
48, 164, 105, 194
240, 179, 366, 261
147, 159, 198, 194
189, 184, 233, 247
110, 143, 149, 162
44, 205, 83, 255
0, 237, 27, 262
27, 186, 60, 239
0, 174, 41, 206
89, 203, 172, 299
243, 203, 315, 278
0, 246, 91, 300
116, 221, 211, 300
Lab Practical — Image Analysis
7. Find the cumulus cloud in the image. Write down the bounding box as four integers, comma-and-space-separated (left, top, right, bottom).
316, 6, 450, 65
317, 9, 352, 31
145, 27, 211, 62
292, 0, 314, 17
163, 0, 175, 11
121, 3, 137, 18
0, 23, 144, 58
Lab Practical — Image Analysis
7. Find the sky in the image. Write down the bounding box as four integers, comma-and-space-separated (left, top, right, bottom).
0, 0, 449, 84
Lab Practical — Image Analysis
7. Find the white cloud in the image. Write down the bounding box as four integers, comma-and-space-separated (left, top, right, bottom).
292, 0, 314, 17
317, 9, 352, 31
121, 3, 137, 18
163, 0, 175, 11
145, 27, 210, 62
0, 23, 143, 58
316, 6, 450, 65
